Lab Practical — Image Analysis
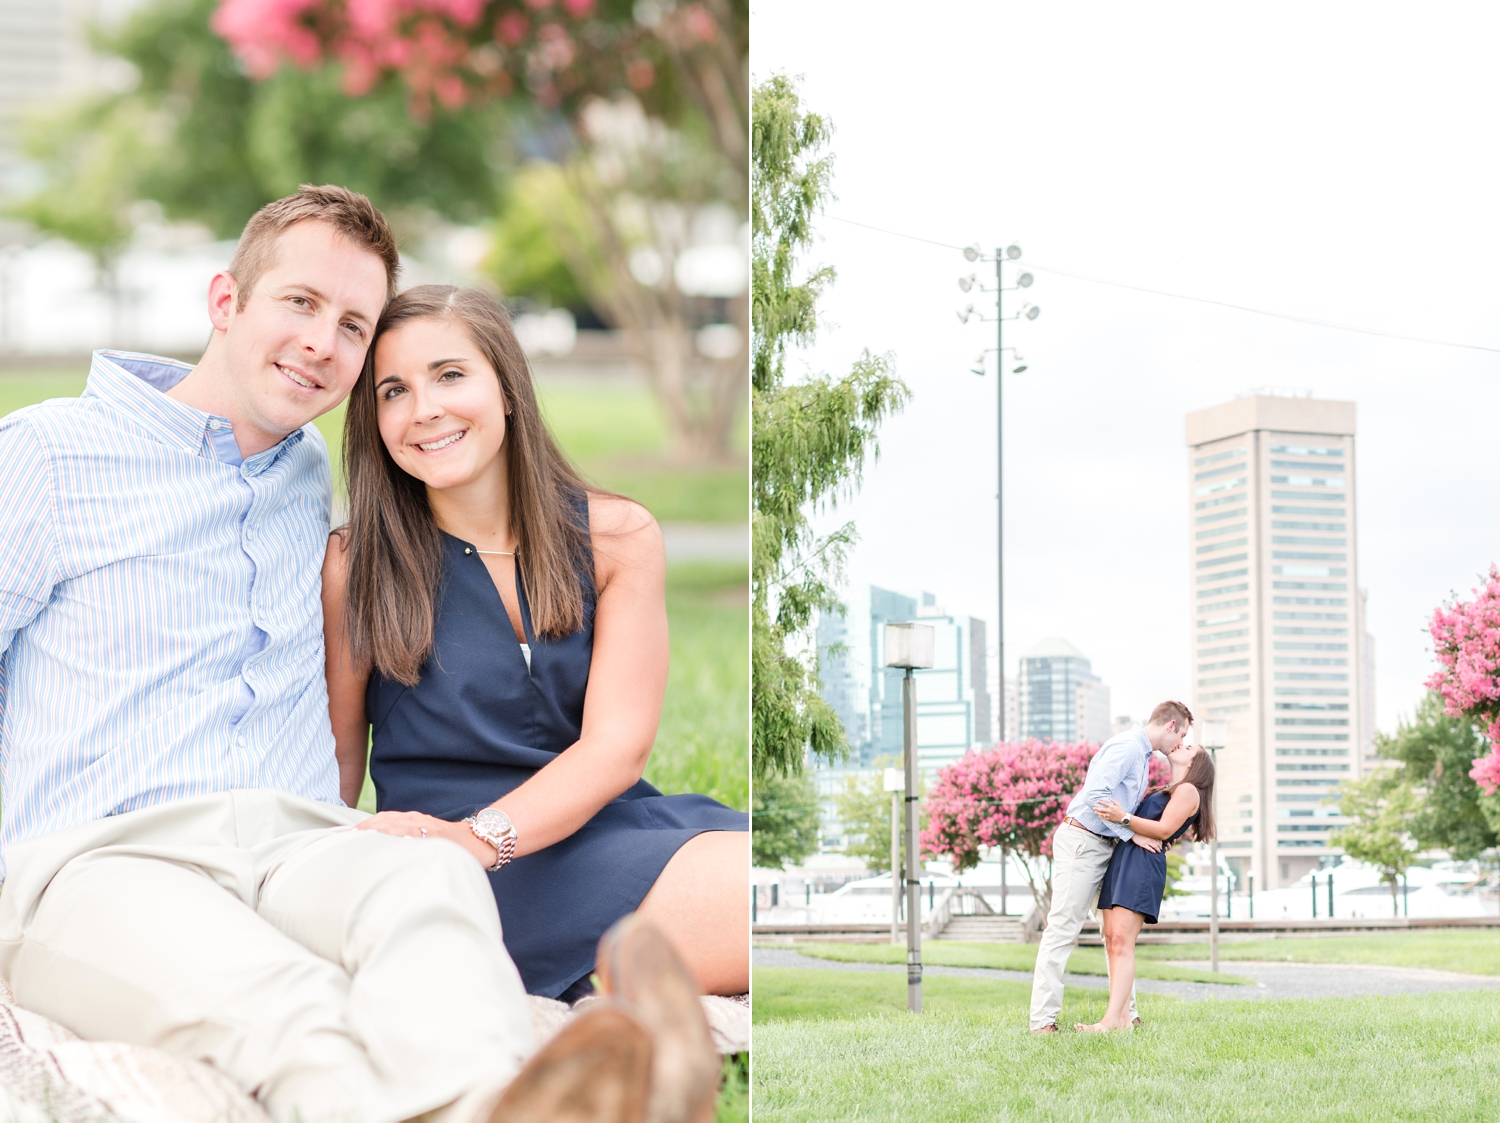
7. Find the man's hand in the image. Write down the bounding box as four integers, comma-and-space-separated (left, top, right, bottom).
1129, 834, 1162, 853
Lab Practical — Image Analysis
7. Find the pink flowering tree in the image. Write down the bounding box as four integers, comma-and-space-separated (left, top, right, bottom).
1427, 565, 1500, 794
922, 739, 1170, 915
211, 0, 749, 459
211, 0, 745, 178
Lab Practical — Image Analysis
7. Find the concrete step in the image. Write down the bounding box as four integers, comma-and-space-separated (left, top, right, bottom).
936, 916, 1026, 942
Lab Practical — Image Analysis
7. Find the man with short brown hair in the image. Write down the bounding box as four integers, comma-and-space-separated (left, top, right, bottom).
0, 186, 658, 1122
1028, 702, 1192, 1032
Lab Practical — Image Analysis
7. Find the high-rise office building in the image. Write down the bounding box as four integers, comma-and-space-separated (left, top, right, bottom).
1017, 637, 1112, 744
1185, 394, 1373, 889
815, 586, 991, 771
812, 586, 992, 854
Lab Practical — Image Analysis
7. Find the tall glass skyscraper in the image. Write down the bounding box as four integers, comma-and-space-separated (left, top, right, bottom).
815, 586, 991, 772
1017, 637, 1112, 745
1185, 394, 1373, 889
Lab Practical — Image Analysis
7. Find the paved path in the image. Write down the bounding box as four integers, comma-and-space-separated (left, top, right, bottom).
753, 947, 1500, 1002
661, 523, 746, 562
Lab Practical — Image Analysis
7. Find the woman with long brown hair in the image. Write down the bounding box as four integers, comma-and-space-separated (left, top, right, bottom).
1078, 741, 1216, 1032
321, 285, 749, 1010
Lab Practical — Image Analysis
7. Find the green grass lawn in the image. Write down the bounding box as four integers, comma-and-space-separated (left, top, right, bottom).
1137, 930, 1500, 976
785, 940, 1255, 986
753, 966, 1500, 1121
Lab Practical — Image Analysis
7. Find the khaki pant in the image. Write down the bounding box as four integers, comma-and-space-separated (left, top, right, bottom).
1028, 822, 1138, 1029
0, 791, 535, 1123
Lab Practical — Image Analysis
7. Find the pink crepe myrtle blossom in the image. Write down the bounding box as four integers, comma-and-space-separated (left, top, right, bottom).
1427, 565, 1500, 794
210, 0, 719, 116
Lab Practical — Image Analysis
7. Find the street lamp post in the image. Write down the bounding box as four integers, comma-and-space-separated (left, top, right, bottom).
958, 245, 1038, 742
884, 766, 903, 945
885, 622, 935, 1014
1202, 720, 1228, 972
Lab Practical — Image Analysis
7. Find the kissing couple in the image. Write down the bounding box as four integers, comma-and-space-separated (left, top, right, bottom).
1029, 700, 1217, 1033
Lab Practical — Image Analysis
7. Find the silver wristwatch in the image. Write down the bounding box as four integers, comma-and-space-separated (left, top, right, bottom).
464, 808, 518, 872
1121, 814, 1132, 828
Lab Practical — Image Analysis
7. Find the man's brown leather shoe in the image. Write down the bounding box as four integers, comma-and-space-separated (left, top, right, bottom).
1031, 1023, 1059, 1034
597, 915, 720, 1123
484, 1005, 652, 1123
1132, 1017, 1143, 1028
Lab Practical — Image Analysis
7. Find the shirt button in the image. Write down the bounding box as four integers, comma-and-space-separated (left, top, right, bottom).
208, 420, 221, 430
246, 526, 256, 541
236, 735, 246, 747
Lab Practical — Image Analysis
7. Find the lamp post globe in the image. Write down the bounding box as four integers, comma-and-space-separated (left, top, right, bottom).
1006, 244, 1022, 259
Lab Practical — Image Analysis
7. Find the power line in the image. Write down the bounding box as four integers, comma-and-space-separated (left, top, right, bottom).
819, 211, 1500, 356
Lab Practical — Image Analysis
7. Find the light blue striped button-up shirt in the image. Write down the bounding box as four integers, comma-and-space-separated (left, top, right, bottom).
0, 350, 341, 870
1065, 726, 1154, 841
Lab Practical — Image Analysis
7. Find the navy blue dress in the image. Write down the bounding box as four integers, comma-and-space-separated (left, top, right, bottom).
367, 527, 747, 999
1095, 789, 1197, 924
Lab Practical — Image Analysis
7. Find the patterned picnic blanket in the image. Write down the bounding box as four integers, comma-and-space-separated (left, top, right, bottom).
0, 977, 748, 1122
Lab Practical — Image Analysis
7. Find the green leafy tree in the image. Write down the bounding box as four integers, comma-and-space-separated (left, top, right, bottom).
1331, 769, 1422, 916
750, 74, 907, 779
833, 763, 928, 874
1164, 850, 1191, 898
1377, 691, 1500, 860
751, 772, 821, 870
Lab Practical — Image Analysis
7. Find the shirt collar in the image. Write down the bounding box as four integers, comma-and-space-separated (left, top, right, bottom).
1132, 725, 1154, 757
85, 349, 305, 473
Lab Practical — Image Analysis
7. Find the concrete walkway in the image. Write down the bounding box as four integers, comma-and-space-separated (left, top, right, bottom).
752, 947, 1500, 1002
661, 522, 746, 562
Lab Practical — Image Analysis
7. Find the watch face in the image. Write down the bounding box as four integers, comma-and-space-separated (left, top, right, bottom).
475, 808, 513, 836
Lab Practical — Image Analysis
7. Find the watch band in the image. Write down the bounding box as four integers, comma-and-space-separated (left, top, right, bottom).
465, 815, 518, 872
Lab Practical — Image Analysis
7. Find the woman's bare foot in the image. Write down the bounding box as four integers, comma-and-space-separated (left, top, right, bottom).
1073, 1020, 1133, 1033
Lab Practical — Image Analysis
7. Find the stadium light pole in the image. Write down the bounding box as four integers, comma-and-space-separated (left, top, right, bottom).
958, 245, 1039, 743
886, 622, 934, 1013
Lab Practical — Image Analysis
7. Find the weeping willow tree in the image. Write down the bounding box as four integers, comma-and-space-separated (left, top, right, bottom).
750, 74, 907, 782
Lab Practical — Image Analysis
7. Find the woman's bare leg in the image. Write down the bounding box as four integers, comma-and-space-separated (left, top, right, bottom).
1100, 907, 1144, 1028
634, 831, 749, 994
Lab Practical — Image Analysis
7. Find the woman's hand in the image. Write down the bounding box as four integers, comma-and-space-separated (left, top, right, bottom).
1094, 797, 1127, 823
355, 811, 498, 869
1129, 834, 1163, 853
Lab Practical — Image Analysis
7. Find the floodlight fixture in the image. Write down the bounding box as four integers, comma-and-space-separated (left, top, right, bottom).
963, 244, 982, 262
1012, 364, 1027, 374
958, 275, 975, 292
957, 304, 975, 324
1017, 272, 1034, 288
1025, 305, 1041, 320
1006, 244, 1022, 260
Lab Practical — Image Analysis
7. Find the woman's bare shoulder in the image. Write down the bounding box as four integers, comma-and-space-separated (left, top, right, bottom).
587, 492, 662, 548
1170, 783, 1202, 810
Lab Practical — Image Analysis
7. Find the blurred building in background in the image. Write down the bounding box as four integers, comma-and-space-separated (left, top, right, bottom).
1016, 637, 1112, 744
811, 584, 992, 854
815, 585, 991, 772
1185, 392, 1374, 891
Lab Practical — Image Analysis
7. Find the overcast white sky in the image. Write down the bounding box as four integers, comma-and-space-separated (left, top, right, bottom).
753, 1, 1500, 735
